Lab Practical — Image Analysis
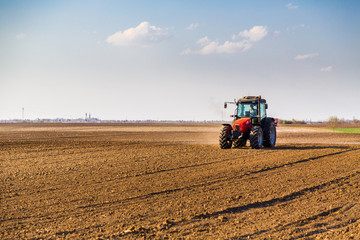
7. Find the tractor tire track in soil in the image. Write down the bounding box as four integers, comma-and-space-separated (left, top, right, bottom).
1, 123, 360, 239
76, 148, 359, 210
6, 146, 353, 216
4, 147, 356, 229
191, 171, 360, 219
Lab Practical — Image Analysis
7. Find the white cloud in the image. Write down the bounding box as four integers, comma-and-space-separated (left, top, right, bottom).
182, 25, 267, 55
197, 36, 211, 46
15, 33, 26, 39
238, 26, 268, 42
182, 38, 252, 55
186, 23, 199, 30
106, 21, 169, 46
294, 53, 319, 60
287, 3, 299, 9
320, 66, 333, 72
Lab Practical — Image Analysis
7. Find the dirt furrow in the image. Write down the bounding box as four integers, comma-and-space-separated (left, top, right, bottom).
2, 146, 356, 218
26, 147, 356, 218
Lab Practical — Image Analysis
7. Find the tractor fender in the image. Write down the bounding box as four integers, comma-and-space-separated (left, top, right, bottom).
267, 117, 278, 126
221, 124, 233, 136
222, 123, 232, 128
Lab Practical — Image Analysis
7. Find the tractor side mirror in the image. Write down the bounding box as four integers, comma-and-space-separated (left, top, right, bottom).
224, 103, 227, 109
265, 104, 268, 109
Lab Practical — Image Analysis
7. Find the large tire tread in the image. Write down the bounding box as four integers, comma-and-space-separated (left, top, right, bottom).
263, 118, 276, 148
250, 126, 263, 149
219, 126, 232, 149
233, 134, 247, 148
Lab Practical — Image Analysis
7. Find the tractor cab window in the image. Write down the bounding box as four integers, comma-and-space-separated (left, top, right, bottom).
260, 103, 266, 119
237, 103, 258, 118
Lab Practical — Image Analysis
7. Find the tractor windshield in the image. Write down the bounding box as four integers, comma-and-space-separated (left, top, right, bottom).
237, 103, 258, 118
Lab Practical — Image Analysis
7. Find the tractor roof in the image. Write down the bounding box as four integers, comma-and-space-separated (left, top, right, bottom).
236, 96, 267, 104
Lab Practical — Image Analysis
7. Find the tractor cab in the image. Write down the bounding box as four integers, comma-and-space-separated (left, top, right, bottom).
235, 96, 267, 125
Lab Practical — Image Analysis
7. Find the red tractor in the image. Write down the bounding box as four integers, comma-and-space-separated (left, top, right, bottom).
219, 96, 277, 149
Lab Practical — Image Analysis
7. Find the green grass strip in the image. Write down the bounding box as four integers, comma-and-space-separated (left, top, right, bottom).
331, 128, 360, 134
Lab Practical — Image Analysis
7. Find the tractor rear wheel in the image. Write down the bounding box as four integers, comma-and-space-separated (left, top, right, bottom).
219, 125, 233, 149
263, 118, 276, 148
250, 126, 263, 149
233, 134, 247, 148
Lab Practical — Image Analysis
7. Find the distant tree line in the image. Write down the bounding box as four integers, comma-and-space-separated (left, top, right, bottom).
278, 117, 360, 126
328, 116, 360, 129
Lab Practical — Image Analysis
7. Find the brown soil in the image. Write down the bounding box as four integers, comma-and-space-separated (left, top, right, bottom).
1, 123, 360, 239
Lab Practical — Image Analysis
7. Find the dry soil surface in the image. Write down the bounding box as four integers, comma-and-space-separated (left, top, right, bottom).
1, 123, 360, 239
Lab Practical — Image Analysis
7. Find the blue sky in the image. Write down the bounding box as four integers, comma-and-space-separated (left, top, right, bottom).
1, 0, 359, 121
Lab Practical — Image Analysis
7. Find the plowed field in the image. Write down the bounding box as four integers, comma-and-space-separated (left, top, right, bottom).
1, 123, 360, 239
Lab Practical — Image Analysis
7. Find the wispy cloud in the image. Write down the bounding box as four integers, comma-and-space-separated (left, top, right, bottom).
106, 22, 169, 47
286, 3, 299, 9
320, 66, 333, 72
294, 53, 319, 60
286, 24, 306, 32
186, 23, 199, 30
181, 36, 252, 55
294, 24, 305, 29
180, 48, 192, 56
15, 33, 26, 39
182, 25, 267, 55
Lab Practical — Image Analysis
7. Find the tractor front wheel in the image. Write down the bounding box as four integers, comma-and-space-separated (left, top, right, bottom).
233, 134, 247, 148
250, 126, 263, 149
219, 125, 233, 149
